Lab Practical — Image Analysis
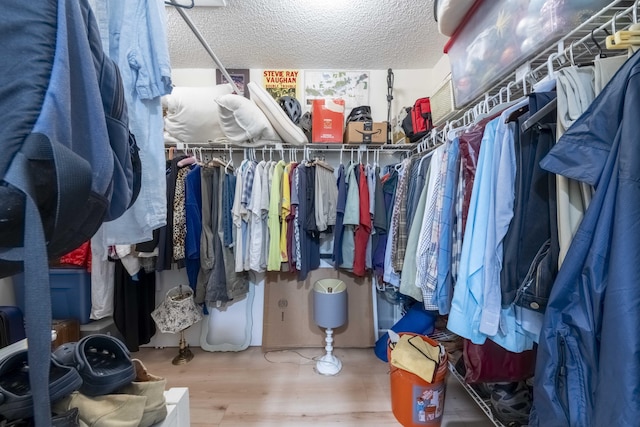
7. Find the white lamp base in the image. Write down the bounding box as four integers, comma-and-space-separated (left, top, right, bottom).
316, 327, 342, 375
316, 353, 343, 375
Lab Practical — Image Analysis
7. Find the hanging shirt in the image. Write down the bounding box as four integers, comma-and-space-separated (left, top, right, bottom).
426, 147, 450, 305
392, 158, 413, 271
248, 162, 264, 272
293, 166, 302, 269
353, 164, 371, 277
447, 119, 500, 343
287, 163, 299, 271
241, 161, 257, 271
222, 170, 236, 248
435, 138, 460, 315
267, 161, 285, 271
232, 160, 247, 272
365, 165, 376, 270
185, 165, 202, 289
373, 169, 397, 277
259, 160, 270, 271
95, 0, 172, 245
332, 164, 347, 267
303, 164, 321, 278
280, 164, 291, 262
416, 145, 446, 310
383, 165, 405, 286
341, 163, 360, 270
314, 163, 338, 232
399, 159, 430, 303
172, 167, 189, 264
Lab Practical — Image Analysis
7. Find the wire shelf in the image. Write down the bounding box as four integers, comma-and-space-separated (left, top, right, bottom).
446, 0, 636, 126
429, 329, 507, 427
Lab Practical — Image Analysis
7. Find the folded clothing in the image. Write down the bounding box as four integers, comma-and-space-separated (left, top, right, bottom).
390, 334, 442, 383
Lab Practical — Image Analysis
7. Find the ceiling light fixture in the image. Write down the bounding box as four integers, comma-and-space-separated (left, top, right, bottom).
195, 0, 228, 6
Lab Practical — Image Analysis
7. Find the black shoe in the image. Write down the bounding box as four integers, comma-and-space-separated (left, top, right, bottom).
53, 334, 135, 397
0, 350, 82, 421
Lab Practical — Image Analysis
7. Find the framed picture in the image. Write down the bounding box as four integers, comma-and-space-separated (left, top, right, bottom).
216, 68, 250, 98
304, 70, 370, 112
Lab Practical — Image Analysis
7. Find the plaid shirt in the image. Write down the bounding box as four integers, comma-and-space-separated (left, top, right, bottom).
241, 160, 257, 208
391, 158, 412, 272
417, 145, 446, 310
451, 163, 465, 284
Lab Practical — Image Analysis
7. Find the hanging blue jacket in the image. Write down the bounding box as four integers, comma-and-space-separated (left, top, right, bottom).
531, 50, 640, 426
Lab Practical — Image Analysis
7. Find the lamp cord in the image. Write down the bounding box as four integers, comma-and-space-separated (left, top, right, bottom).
262, 349, 343, 373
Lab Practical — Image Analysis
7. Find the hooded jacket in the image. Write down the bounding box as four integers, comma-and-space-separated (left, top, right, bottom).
530, 49, 640, 426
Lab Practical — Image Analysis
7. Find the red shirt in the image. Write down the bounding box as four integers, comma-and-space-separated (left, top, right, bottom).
353, 164, 372, 277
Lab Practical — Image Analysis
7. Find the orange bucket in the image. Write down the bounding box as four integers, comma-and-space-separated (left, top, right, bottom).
388, 333, 448, 427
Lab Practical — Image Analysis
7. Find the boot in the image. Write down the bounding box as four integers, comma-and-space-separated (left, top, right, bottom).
118, 359, 167, 427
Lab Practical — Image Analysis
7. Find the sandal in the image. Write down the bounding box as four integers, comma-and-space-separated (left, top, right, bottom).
53, 335, 135, 397
0, 350, 82, 421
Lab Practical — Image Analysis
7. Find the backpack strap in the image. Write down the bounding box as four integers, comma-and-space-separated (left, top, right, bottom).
0, 151, 53, 427
1, 135, 93, 427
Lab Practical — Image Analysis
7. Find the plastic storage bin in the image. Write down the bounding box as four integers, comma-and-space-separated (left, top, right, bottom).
13, 267, 92, 324
388, 333, 448, 427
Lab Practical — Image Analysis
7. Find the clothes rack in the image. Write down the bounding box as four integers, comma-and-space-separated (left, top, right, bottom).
435, 2, 636, 427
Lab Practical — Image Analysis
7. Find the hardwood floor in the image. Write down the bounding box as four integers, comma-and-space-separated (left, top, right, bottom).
135, 346, 493, 427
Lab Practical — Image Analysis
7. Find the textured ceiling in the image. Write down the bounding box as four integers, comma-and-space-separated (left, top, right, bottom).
166, 0, 450, 70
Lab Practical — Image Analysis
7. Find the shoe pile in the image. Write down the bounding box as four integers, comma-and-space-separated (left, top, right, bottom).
0, 334, 167, 426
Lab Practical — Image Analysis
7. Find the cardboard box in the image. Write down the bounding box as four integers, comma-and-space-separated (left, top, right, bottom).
262, 268, 375, 351
344, 121, 388, 144
311, 98, 345, 143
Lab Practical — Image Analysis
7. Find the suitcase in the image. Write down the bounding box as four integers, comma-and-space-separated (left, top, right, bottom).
0, 306, 26, 348
52, 318, 80, 350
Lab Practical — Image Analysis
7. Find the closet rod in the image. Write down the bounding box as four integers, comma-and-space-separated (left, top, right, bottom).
166, 142, 415, 152
166, 1, 240, 94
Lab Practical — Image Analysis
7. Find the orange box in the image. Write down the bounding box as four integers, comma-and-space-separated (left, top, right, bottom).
311, 98, 345, 143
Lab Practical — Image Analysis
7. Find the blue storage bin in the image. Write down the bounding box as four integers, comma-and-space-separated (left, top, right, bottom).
13, 267, 92, 324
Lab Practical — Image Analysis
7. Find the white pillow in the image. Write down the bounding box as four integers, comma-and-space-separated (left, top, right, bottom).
215, 94, 282, 143
247, 81, 308, 145
163, 85, 233, 142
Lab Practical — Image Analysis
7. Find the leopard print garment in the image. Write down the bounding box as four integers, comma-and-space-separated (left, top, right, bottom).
173, 167, 189, 263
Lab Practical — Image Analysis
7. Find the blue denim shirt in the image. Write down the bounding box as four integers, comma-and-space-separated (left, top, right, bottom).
93, 0, 173, 245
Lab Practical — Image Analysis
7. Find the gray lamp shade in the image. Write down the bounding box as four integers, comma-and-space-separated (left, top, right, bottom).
313, 279, 348, 329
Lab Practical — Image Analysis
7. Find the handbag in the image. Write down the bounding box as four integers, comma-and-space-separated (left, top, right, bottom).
151, 286, 202, 334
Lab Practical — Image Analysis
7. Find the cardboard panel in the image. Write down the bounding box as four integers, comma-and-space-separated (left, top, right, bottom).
262, 268, 374, 351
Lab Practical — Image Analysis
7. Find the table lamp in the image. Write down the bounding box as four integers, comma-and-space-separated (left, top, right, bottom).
151, 285, 202, 365
313, 278, 348, 375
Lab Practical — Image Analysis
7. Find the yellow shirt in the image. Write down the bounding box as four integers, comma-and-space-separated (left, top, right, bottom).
267, 161, 286, 271
280, 164, 292, 262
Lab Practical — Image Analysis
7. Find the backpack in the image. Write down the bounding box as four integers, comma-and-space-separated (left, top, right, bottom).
401, 97, 434, 143
0, 1, 140, 424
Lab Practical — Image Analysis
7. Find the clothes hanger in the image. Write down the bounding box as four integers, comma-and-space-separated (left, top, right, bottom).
606, 8, 640, 50
505, 79, 531, 123
591, 27, 611, 58
521, 98, 557, 133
